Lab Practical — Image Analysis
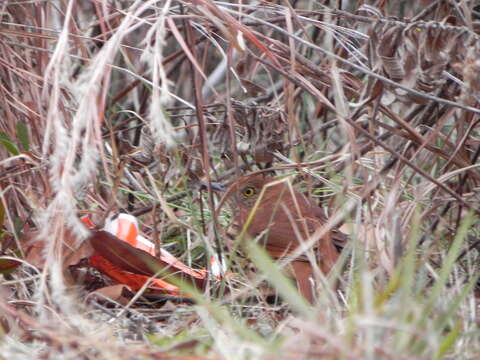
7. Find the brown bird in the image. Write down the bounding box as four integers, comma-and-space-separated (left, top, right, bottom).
218, 173, 345, 303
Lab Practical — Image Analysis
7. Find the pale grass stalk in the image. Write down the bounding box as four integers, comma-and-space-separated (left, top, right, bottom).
142, 0, 176, 147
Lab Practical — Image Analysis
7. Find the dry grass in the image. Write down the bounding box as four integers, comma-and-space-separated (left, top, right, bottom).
1, 1, 479, 359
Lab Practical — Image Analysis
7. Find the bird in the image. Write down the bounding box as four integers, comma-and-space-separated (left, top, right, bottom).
218, 173, 345, 303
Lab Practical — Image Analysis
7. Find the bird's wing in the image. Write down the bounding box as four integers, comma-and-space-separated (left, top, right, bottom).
305, 197, 349, 252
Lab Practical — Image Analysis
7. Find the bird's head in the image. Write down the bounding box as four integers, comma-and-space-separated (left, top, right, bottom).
215, 173, 286, 217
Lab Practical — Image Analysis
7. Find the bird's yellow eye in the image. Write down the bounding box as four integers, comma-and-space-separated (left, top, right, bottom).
241, 186, 256, 197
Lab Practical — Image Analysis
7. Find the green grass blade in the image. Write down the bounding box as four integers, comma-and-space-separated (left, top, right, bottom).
247, 242, 314, 318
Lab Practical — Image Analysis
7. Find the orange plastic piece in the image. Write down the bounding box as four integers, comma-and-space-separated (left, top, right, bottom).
90, 254, 180, 294
108, 215, 207, 281
81, 215, 96, 229
115, 216, 139, 248
83, 213, 223, 295
158, 248, 207, 280
106, 214, 156, 256
209, 255, 226, 280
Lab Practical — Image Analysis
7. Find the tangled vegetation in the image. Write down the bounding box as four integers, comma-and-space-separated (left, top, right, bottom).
0, 1, 479, 359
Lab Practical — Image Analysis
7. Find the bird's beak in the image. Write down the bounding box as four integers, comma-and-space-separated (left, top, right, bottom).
210, 182, 226, 193
199, 180, 226, 193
